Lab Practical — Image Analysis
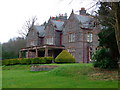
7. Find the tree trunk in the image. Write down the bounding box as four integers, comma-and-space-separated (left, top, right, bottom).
112, 3, 120, 56
112, 3, 120, 69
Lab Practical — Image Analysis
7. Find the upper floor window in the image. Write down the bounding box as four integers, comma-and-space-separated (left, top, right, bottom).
46, 37, 54, 45
87, 32, 93, 42
68, 33, 75, 42
30, 41, 35, 46
33, 32, 35, 36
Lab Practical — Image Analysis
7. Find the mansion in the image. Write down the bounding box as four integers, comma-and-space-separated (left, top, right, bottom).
19, 8, 100, 63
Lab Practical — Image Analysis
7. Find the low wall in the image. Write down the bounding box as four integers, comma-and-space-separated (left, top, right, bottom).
30, 65, 58, 71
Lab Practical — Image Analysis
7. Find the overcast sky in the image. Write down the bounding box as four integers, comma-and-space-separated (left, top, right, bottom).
0, 0, 98, 43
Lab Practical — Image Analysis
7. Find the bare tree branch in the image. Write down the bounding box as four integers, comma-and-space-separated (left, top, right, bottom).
18, 16, 37, 38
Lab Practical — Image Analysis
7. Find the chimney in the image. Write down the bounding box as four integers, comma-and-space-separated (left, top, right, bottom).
79, 8, 86, 15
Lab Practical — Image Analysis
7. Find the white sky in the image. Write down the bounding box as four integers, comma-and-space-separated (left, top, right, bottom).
0, 0, 98, 43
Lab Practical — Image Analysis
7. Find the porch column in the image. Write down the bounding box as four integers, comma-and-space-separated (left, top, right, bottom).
27, 50, 30, 58
52, 50, 54, 58
45, 47, 48, 57
19, 51, 22, 58
35, 48, 38, 57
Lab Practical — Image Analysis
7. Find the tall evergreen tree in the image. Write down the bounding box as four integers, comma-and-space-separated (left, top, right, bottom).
92, 2, 119, 69
97, 2, 119, 62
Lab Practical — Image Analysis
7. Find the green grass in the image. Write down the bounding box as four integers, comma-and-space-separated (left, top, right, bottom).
2, 63, 118, 88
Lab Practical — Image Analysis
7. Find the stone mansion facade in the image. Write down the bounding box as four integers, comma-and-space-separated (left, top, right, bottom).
19, 8, 100, 63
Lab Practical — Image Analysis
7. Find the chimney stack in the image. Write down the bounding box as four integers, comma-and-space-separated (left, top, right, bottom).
79, 8, 86, 15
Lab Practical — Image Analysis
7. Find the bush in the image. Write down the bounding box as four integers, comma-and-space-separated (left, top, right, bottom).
92, 48, 118, 69
19, 58, 31, 65
31, 57, 54, 64
31, 57, 45, 64
2, 57, 54, 66
9, 59, 19, 65
44, 57, 54, 64
2, 59, 10, 66
2, 59, 19, 65
55, 50, 75, 63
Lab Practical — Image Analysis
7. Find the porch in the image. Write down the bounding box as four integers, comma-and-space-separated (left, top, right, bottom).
19, 45, 65, 58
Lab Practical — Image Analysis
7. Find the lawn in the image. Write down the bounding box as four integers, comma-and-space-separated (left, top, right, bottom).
2, 63, 119, 88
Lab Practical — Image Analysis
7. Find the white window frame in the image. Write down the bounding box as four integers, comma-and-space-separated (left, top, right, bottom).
87, 33, 93, 42
46, 37, 54, 45
30, 41, 35, 46
68, 33, 75, 42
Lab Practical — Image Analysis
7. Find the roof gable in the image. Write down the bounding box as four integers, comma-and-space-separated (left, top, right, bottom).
34, 25, 45, 37
75, 14, 93, 23
51, 20, 64, 31
74, 14, 95, 29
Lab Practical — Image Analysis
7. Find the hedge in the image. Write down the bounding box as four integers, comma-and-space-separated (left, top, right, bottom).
55, 50, 75, 63
2, 57, 54, 66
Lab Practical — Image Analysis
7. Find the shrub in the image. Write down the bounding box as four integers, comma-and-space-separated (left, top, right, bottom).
92, 48, 118, 69
55, 50, 75, 63
31, 57, 53, 64
31, 58, 45, 64
9, 59, 19, 65
31, 58, 39, 64
2, 59, 10, 66
19, 58, 31, 65
2, 59, 19, 65
2, 57, 53, 66
39, 57, 47, 64
44, 57, 54, 64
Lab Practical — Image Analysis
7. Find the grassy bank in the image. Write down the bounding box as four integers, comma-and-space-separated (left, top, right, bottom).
2, 63, 118, 88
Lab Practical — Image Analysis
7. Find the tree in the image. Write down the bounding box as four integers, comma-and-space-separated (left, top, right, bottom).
91, 2, 119, 69
97, 2, 120, 59
0, 43, 2, 60
110, 2, 120, 57
2, 37, 26, 59
18, 16, 37, 38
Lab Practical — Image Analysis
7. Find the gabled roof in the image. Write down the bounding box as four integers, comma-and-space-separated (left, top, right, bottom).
74, 14, 94, 29
51, 20, 64, 31
75, 14, 93, 23
34, 25, 45, 37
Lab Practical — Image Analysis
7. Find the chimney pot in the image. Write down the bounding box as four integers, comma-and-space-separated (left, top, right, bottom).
81, 8, 85, 10
79, 7, 86, 15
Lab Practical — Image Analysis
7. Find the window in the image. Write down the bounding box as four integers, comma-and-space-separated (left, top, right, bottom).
33, 32, 35, 36
87, 33, 93, 42
30, 41, 35, 46
69, 33, 75, 42
67, 48, 75, 52
46, 37, 54, 45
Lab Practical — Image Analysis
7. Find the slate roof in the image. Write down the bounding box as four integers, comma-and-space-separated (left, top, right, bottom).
34, 25, 45, 37
51, 20, 64, 31
75, 14, 94, 29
